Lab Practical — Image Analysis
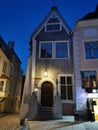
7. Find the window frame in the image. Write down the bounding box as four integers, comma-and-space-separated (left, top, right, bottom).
39, 41, 53, 59
0, 81, 4, 91
39, 41, 69, 59
45, 23, 62, 32
55, 41, 69, 59
2, 61, 7, 73
84, 40, 98, 59
58, 74, 73, 101
81, 71, 97, 89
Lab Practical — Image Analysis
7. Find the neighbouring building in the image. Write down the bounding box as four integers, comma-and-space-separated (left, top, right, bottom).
20, 6, 74, 120
73, 5, 98, 121
0, 36, 23, 113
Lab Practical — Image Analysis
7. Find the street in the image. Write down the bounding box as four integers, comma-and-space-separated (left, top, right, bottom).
0, 114, 28, 130
0, 114, 98, 130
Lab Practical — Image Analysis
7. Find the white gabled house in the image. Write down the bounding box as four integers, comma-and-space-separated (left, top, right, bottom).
20, 6, 74, 120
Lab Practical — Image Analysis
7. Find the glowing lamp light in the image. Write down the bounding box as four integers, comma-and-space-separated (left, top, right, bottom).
44, 68, 48, 77
92, 89, 96, 93
34, 88, 38, 92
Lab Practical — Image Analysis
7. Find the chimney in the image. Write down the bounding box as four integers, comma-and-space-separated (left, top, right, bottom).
8, 41, 15, 50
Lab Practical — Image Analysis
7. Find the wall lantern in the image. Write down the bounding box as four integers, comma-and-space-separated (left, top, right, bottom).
34, 88, 38, 92
44, 67, 48, 77
92, 89, 96, 93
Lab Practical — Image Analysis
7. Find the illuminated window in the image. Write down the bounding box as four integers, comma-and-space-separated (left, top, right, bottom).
81, 71, 96, 88
84, 41, 98, 59
59, 75, 73, 100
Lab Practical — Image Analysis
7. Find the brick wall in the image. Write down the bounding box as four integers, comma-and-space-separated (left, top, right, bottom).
62, 103, 75, 115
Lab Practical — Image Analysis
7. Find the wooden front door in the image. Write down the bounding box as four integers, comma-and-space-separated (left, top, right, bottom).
41, 82, 53, 107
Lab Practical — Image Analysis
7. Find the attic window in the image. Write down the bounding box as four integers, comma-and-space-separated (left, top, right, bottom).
46, 23, 61, 31
45, 16, 61, 32
52, 13, 56, 18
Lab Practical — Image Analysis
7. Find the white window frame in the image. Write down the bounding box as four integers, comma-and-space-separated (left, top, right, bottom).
58, 74, 74, 102
45, 23, 62, 32
39, 41, 53, 59
54, 41, 69, 59
39, 41, 70, 59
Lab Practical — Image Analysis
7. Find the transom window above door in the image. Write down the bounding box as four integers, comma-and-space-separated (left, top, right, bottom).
39, 41, 69, 59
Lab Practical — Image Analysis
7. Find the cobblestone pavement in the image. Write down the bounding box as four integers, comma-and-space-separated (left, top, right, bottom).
0, 114, 27, 130
28, 120, 98, 130
0, 114, 98, 130
83, 121, 98, 130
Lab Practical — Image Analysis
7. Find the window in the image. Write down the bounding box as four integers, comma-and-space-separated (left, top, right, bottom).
40, 41, 69, 59
2, 61, 7, 73
56, 42, 68, 58
81, 71, 96, 89
84, 41, 98, 59
59, 75, 73, 100
0, 81, 4, 91
40, 43, 52, 58
46, 23, 60, 31
45, 15, 61, 32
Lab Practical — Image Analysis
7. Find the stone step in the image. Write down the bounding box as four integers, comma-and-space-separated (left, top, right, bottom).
36, 107, 54, 120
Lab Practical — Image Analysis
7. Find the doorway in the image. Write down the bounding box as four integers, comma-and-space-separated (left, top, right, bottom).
41, 81, 53, 107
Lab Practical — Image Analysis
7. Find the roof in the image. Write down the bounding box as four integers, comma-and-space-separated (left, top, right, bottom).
31, 6, 71, 39
80, 4, 98, 20
0, 36, 11, 59
0, 36, 21, 64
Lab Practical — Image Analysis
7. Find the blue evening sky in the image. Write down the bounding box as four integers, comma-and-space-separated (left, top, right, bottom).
0, 0, 98, 74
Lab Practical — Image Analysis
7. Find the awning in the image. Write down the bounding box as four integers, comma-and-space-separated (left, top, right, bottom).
0, 74, 10, 79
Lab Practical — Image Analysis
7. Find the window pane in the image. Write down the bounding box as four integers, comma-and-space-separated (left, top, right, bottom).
67, 86, 73, 100
56, 43, 68, 58
2, 62, 7, 73
85, 43, 90, 49
89, 71, 96, 87
60, 77, 66, 84
61, 86, 66, 99
81, 71, 96, 88
67, 77, 72, 84
92, 42, 98, 48
0, 81, 4, 91
46, 24, 60, 31
93, 48, 98, 58
40, 43, 52, 58
85, 50, 92, 59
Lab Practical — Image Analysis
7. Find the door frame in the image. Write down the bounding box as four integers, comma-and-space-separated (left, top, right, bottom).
41, 81, 53, 106
37, 78, 56, 105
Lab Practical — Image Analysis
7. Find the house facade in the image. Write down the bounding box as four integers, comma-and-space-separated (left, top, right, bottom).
21, 5, 98, 121
0, 36, 23, 113
21, 6, 75, 120
73, 5, 98, 121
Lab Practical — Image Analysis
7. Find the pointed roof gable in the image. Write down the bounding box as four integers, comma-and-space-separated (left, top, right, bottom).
31, 6, 71, 39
